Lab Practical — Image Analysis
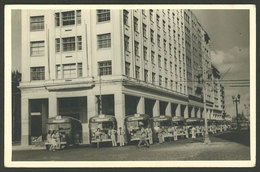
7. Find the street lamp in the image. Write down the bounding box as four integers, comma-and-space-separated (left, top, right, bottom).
197, 67, 212, 144
232, 94, 240, 130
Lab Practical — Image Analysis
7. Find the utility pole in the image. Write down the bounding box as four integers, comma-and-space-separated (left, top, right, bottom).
232, 94, 240, 130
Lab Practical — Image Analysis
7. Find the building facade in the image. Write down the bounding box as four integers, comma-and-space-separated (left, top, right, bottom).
19, 9, 224, 145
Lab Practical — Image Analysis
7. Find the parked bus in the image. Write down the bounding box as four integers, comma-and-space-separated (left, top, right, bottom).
172, 116, 186, 138
89, 114, 117, 144
125, 113, 151, 142
151, 115, 173, 142
186, 117, 204, 137
45, 115, 82, 150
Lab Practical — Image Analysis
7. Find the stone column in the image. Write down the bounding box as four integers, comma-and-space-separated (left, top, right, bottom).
197, 108, 201, 118
137, 96, 145, 114
191, 106, 195, 117
176, 104, 181, 117
21, 97, 29, 146
49, 95, 57, 118
83, 94, 98, 144
114, 92, 126, 143
184, 105, 188, 118
153, 100, 160, 117
166, 102, 172, 117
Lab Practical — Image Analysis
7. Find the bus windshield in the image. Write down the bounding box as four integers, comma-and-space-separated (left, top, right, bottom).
90, 121, 114, 131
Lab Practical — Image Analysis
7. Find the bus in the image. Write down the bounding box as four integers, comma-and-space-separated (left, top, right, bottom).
151, 115, 173, 142
172, 116, 186, 138
45, 115, 82, 150
89, 114, 117, 144
125, 113, 151, 142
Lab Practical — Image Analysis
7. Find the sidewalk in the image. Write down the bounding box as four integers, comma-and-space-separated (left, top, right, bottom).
12, 142, 46, 151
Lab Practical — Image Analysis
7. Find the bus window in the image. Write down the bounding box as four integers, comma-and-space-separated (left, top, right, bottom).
102, 121, 114, 130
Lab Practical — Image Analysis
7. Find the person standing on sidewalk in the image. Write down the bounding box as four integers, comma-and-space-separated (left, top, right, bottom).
95, 128, 102, 148
118, 127, 125, 147
147, 127, 153, 145
110, 127, 117, 147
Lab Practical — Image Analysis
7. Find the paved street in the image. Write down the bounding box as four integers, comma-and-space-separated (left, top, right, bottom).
12, 130, 250, 161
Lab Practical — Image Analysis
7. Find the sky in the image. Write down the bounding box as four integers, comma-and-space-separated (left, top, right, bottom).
11, 9, 250, 118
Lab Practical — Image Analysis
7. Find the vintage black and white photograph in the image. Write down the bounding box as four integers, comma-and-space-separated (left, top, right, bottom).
5, 5, 256, 167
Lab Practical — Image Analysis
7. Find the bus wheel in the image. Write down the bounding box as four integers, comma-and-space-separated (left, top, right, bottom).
45, 145, 50, 150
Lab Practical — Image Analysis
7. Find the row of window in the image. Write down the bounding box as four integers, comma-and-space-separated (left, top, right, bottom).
30, 33, 111, 56
125, 62, 186, 92
30, 61, 112, 80
30, 10, 111, 31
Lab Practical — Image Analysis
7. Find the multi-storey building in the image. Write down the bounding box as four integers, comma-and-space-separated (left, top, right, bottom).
19, 9, 224, 146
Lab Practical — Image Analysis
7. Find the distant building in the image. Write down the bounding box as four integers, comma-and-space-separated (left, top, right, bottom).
19, 9, 225, 145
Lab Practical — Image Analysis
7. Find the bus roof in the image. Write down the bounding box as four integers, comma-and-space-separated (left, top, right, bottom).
47, 116, 81, 124
125, 113, 150, 121
89, 114, 117, 123
151, 115, 172, 122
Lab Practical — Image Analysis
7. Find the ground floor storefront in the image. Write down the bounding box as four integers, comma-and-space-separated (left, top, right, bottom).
19, 77, 218, 146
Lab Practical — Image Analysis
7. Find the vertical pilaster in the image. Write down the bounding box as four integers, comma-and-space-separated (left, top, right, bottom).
153, 100, 160, 117
49, 95, 57, 118
21, 97, 29, 146
114, 92, 126, 143
191, 106, 195, 117
166, 102, 171, 117
83, 94, 98, 144
184, 105, 188, 118
137, 96, 145, 114
176, 104, 181, 117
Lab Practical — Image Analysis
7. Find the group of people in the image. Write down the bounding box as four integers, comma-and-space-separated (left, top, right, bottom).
46, 130, 61, 151
94, 127, 125, 148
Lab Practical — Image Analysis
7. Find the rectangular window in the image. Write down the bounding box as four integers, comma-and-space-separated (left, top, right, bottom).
135, 66, 140, 79
156, 15, 160, 25
124, 35, 130, 52
143, 23, 147, 37
164, 58, 167, 69
165, 78, 168, 88
62, 37, 75, 51
30, 16, 44, 31
144, 69, 148, 82
134, 41, 139, 56
123, 10, 129, 25
76, 10, 81, 24
97, 33, 111, 49
97, 10, 110, 22
125, 62, 130, 77
30, 67, 45, 80
134, 17, 138, 32
56, 65, 62, 79
157, 34, 160, 46
163, 20, 166, 31
159, 75, 162, 86
63, 63, 77, 79
30, 41, 45, 56
169, 43, 172, 54
163, 39, 166, 50
170, 62, 173, 72
77, 63, 82, 77
158, 55, 161, 67
55, 13, 60, 27
150, 10, 153, 21
77, 36, 82, 50
98, 61, 112, 76
151, 51, 155, 64
150, 29, 154, 43
171, 80, 173, 89
62, 11, 75, 26
152, 72, 156, 84
143, 46, 147, 60
55, 38, 60, 52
